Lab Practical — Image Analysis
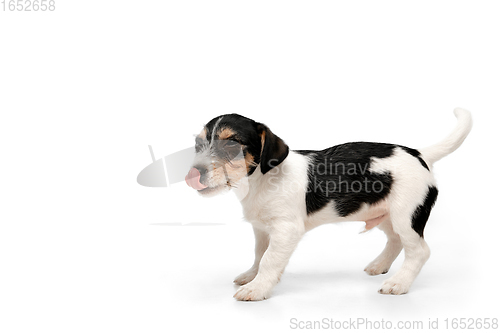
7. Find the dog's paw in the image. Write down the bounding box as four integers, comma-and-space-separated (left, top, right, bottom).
233, 268, 258, 285
364, 260, 390, 276
378, 278, 411, 295
233, 281, 271, 301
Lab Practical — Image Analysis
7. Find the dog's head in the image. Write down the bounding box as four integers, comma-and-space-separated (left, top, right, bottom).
185, 114, 289, 196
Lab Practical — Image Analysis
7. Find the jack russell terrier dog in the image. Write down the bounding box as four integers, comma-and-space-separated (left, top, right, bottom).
185, 108, 472, 301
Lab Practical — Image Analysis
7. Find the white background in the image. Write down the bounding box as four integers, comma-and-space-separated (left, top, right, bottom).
1, 1, 499, 332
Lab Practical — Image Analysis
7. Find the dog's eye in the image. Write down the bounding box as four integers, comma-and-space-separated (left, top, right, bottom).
225, 140, 239, 147
214, 140, 242, 161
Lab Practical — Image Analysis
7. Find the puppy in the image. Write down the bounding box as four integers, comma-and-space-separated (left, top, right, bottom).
185, 108, 472, 301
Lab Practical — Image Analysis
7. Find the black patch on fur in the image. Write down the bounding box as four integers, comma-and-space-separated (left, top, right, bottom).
399, 146, 429, 170
256, 124, 289, 175
411, 186, 438, 238
295, 142, 395, 217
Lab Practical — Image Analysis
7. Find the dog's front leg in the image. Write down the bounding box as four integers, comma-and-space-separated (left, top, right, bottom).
233, 225, 269, 285
233, 220, 304, 301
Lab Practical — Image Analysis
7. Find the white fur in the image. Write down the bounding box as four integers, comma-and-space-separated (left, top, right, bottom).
233, 148, 436, 299
419, 108, 473, 166
233, 152, 308, 300
209, 109, 472, 300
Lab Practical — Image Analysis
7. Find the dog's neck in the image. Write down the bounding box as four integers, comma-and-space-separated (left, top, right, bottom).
232, 168, 263, 203
233, 153, 296, 204
232, 175, 251, 202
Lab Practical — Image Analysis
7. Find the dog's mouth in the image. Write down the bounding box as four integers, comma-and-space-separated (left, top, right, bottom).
199, 177, 234, 193
185, 167, 232, 196
185, 168, 209, 190
197, 184, 226, 195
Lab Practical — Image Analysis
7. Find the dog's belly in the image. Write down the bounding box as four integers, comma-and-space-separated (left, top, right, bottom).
304, 199, 390, 232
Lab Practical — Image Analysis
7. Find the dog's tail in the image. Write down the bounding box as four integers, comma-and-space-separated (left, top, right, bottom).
419, 108, 472, 166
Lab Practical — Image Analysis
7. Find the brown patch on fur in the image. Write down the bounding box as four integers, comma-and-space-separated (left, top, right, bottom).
244, 152, 255, 173
218, 128, 235, 140
224, 158, 247, 184
260, 131, 266, 154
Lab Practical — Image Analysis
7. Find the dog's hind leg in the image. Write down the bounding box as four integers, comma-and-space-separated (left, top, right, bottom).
364, 219, 403, 276
379, 185, 438, 295
378, 189, 436, 294
233, 225, 269, 285
378, 226, 430, 295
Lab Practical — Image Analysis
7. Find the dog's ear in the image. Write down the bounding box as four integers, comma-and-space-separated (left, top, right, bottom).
256, 123, 289, 174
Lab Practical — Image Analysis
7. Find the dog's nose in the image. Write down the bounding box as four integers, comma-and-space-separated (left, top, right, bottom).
185, 167, 208, 191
